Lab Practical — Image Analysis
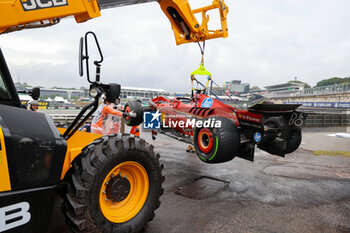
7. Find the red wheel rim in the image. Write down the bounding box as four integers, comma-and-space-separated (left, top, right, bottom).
197, 128, 214, 153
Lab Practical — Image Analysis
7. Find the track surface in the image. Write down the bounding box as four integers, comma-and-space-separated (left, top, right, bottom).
50, 129, 350, 233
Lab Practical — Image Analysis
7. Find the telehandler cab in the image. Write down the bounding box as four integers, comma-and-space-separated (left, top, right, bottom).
0, 32, 164, 233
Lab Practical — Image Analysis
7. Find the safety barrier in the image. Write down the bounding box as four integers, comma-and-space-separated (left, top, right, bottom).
304, 82, 350, 96
50, 114, 93, 127
284, 101, 350, 109
305, 113, 350, 127
267, 82, 350, 98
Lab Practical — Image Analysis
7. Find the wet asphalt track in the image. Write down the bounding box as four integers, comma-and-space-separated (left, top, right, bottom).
50, 130, 350, 233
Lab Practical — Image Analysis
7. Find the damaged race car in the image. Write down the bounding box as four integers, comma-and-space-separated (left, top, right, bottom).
147, 63, 307, 163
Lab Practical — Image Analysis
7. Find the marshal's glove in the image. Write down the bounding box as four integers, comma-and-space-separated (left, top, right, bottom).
122, 111, 136, 118
129, 111, 137, 118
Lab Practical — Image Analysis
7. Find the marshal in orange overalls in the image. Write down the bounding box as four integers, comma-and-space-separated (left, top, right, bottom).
91, 103, 123, 135
130, 125, 140, 137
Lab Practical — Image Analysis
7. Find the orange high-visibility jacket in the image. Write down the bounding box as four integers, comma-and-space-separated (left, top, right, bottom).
91, 104, 123, 135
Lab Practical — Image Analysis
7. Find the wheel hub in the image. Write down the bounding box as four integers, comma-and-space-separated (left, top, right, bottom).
106, 174, 131, 202
201, 133, 210, 147
197, 128, 214, 153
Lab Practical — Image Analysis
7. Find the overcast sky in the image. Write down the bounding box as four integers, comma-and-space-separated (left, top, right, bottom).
0, 0, 349, 92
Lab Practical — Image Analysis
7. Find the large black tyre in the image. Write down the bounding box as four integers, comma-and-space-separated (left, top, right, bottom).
285, 130, 302, 154
193, 117, 240, 164
124, 101, 143, 126
258, 130, 302, 156
63, 134, 164, 233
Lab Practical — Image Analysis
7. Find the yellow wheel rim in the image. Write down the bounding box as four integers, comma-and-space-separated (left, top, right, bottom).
99, 161, 149, 223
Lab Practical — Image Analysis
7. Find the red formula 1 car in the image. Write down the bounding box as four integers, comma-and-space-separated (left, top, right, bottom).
148, 70, 307, 163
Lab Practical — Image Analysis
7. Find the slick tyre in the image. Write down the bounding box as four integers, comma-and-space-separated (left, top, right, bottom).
124, 101, 144, 126
193, 117, 240, 164
63, 134, 164, 233
285, 130, 302, 154
258, 130, 302, 156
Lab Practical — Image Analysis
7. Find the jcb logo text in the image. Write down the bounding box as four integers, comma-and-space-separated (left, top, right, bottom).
0, 202, 31, 232
21, 0, 68, 11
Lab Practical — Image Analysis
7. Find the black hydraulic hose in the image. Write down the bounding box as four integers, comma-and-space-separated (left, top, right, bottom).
63, 98, 98, 140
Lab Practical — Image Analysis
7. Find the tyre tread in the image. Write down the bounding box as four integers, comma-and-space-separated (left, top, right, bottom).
63, 133, 164, 232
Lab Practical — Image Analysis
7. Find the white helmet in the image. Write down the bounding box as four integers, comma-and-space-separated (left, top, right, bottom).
28, 100, 39, 106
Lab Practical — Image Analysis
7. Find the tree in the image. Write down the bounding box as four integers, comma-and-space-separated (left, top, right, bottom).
49, 94, 58, 99
317, 77, 350, 87
250, 86, 260, 91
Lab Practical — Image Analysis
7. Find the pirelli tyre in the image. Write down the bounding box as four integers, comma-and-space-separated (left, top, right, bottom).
285, 129, 302, 154
193, 117, 240, 164
124, 100, 144, 126
258, 116, 302, 156
63, 134, 164, 233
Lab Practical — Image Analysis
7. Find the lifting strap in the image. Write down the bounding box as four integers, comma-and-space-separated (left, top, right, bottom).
191, 41, 212, 96
198, 41, 205, 64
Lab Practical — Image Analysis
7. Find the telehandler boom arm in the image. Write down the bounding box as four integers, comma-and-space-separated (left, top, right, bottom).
0, 0, 228, 45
